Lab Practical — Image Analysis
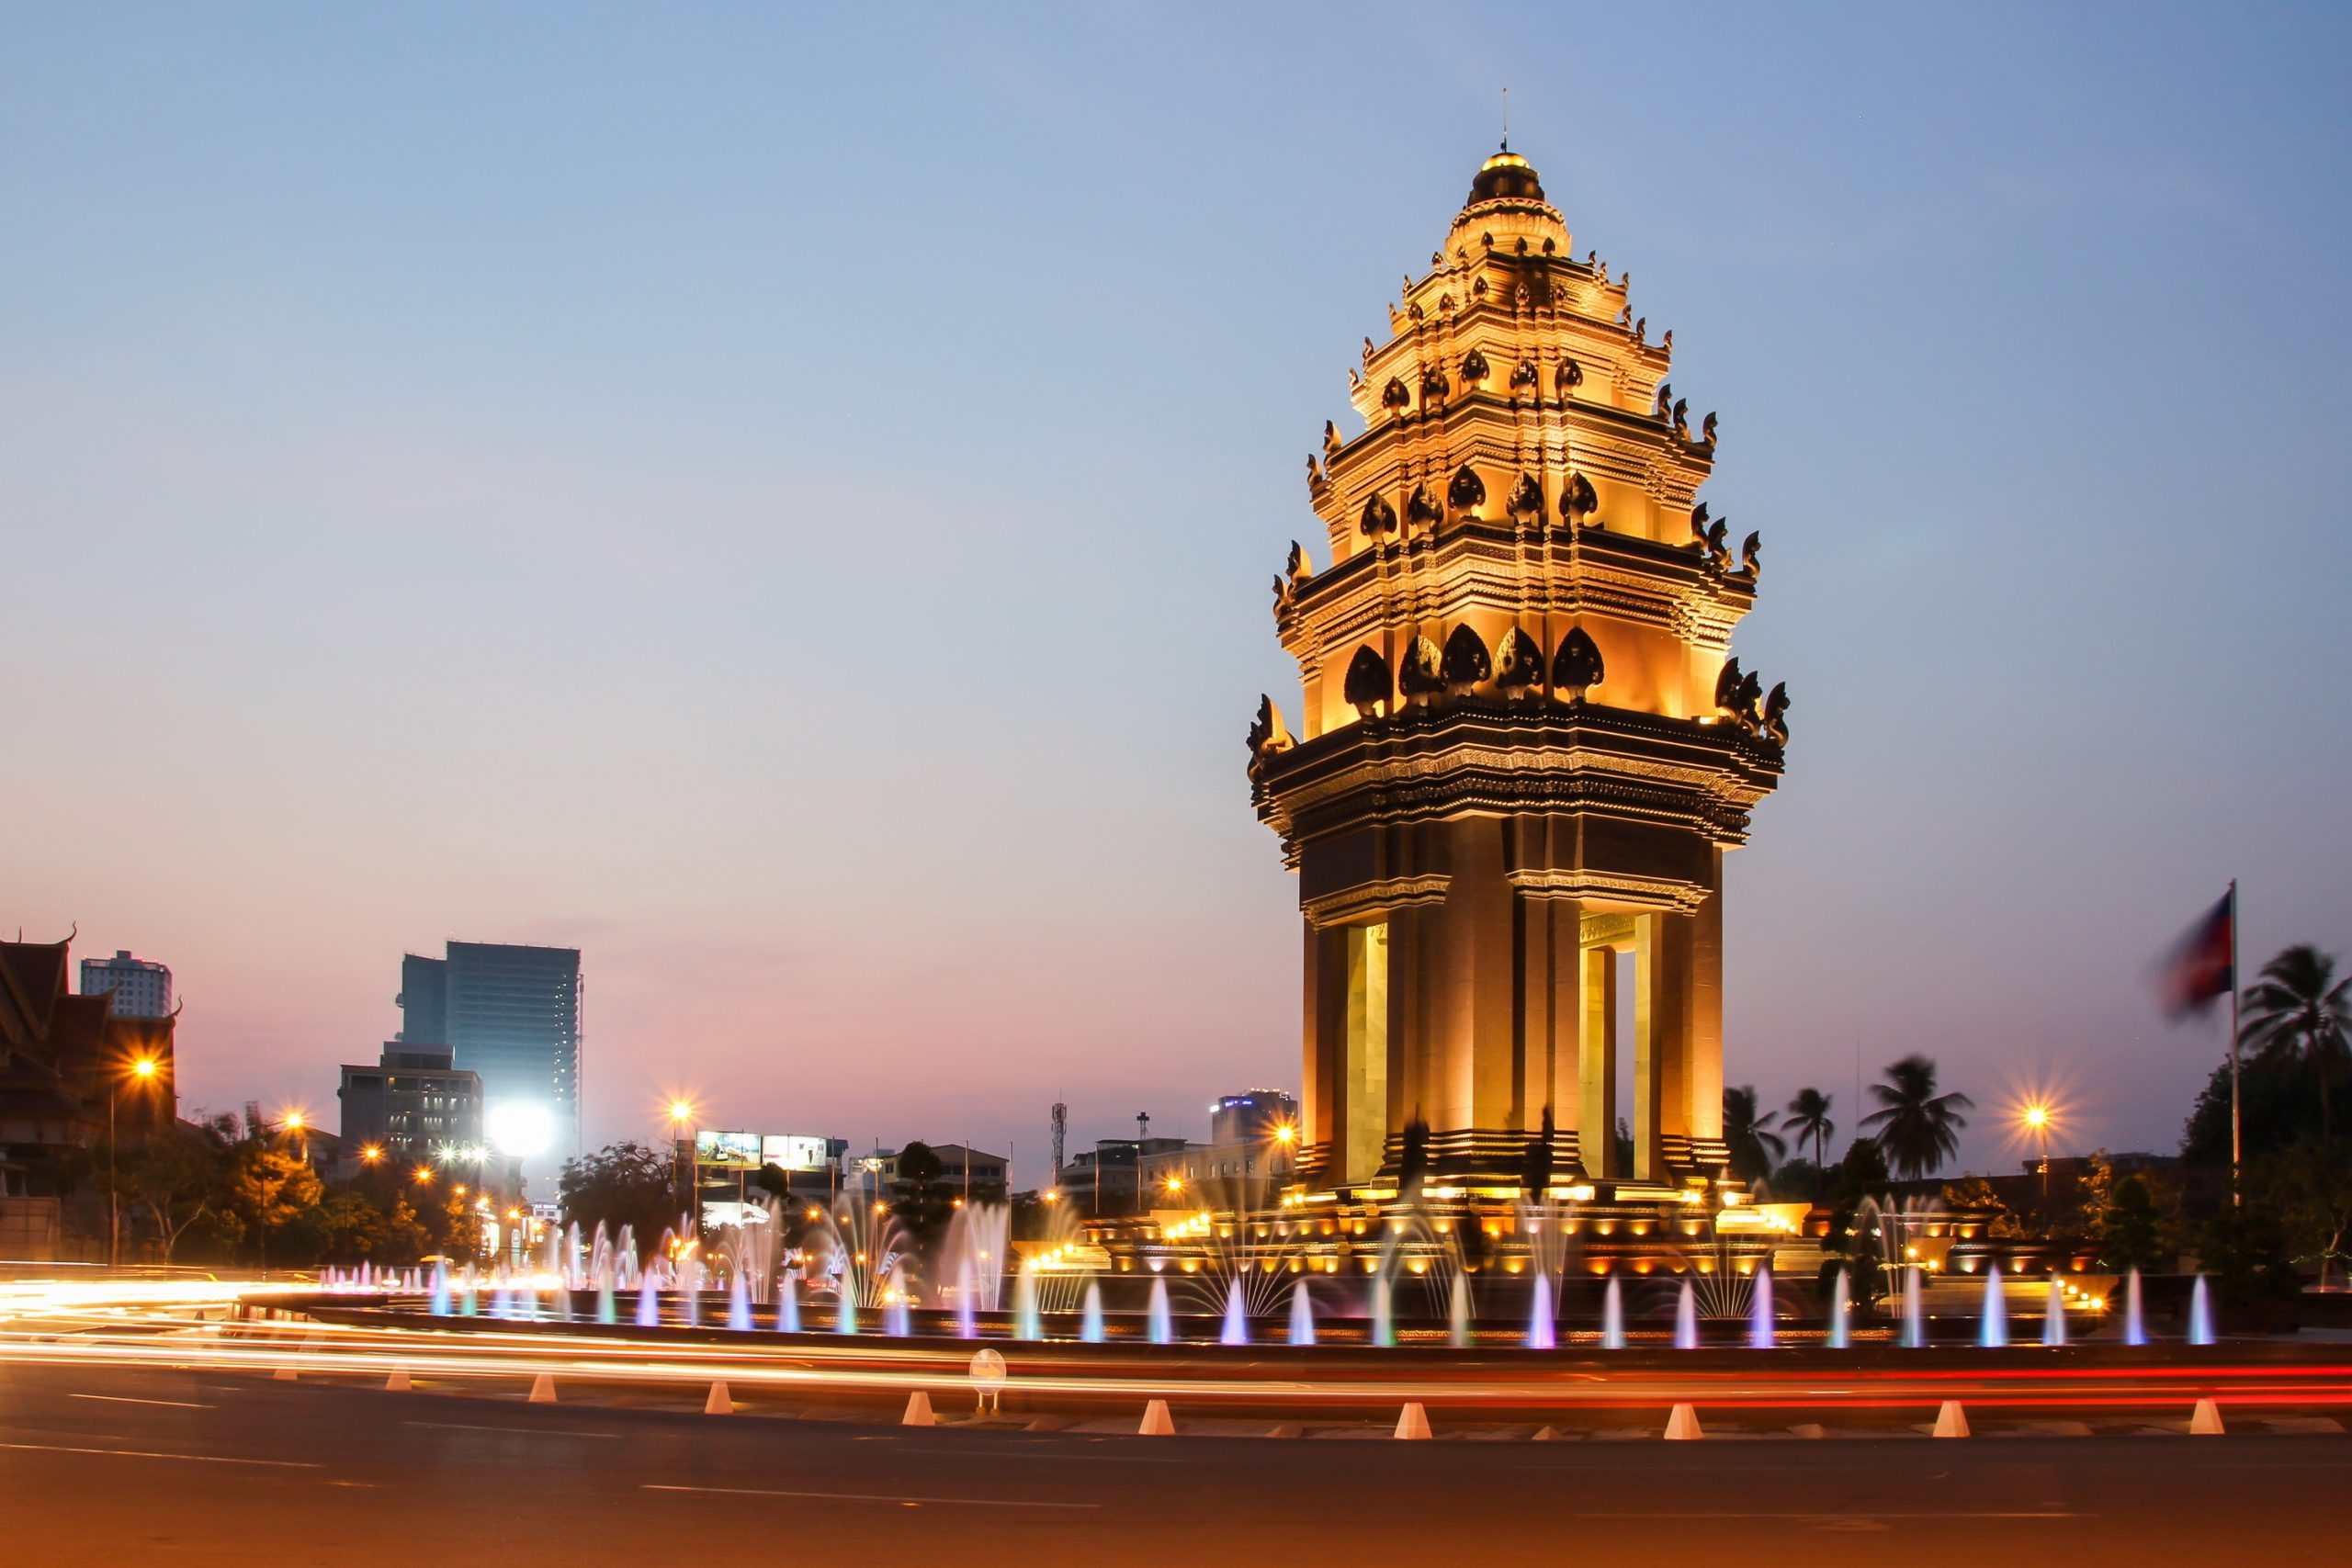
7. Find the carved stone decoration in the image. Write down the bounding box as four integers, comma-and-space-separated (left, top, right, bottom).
1363, 336, 1377, 361
1702, 411, 1718, 445
1688, 502, 1711, 547
1446, 464, 1486, 514
1733, 670, 1763, 731
1561, 471, 1598, 525
1397, 636, 1445, 699
1555, 357, 1584, 395
1671, 399, 1690, 438
1551, 625, 1605, 699
1359, 491, 1398, 536
1472, 276, 1487, 299
1513, 281, 1529, 309
1405, 482, 1442, 530
1459, 348, 1489, 384
1510, 357, 1539, 391
1247, 694, 1295, 759
1322, 420, 1342, 457
1704, 519, 1731, 569
1494, 626, 1544, 690
1420, 366, 1451, 402
1506, 471, 1544, 524
1285, 539, 1311, 583
1439, 623, 1491, 691
1713, 657, 1745, 718
1762, 682, 1791, 746
1306, 455, 1323, 490
1382, 376, 1410, 411
1654, 382, 1675, 420
1342, 645, 1392, 718
1739, 531, 1761, 576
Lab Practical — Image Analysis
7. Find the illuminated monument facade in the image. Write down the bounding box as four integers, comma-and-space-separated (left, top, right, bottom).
1250, 148, 1786, 1200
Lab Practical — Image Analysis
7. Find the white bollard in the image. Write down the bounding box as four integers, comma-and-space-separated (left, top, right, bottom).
1138, 1398, 1175, 1436
527, 1372, 557, 1404
1394, 1403, 1433, 1440
2191, 1397, 2226, 1436
383, 1370, 411, 1393
703, 1380, 734, 1416
1664, 1403, 1703, 1441
902, 1391, 936, 1427
1932, 1400, 1971, 1438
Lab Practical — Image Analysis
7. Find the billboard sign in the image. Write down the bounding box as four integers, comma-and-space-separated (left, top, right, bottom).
762, 1134, 830, 1171
695, 1130, 760, 1168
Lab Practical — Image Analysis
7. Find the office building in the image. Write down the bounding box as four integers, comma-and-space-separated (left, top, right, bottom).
398, 942, 581, 1156
336, 1043, 483, 1168
79, 950, 172, 1019
1210, 1089, 1298, 1145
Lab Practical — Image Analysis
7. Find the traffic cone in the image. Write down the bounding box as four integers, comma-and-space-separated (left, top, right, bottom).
1138, 1398, 1175, 1436
1664, 1403, 1702, 1440
272, 1366, 298, 1382
704, 1381, 734, 1416
1932, 1400, 1970, 1438
527, 1372, 557, 1404
902, 1391, 936, 1427
2191, 1398, 2226, 1436
1531, 1425, 1564, 1441
384, 1370, 411, 1393
1394, 1403, 1433, 1440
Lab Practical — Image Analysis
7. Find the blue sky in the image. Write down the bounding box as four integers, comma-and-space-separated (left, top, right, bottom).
6, 3, 2347, 1177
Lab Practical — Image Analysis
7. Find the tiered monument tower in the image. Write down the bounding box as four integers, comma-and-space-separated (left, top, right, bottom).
1250, 147, 1787, 1200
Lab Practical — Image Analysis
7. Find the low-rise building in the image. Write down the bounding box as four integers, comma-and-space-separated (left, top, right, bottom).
336, 1043, 482, 1173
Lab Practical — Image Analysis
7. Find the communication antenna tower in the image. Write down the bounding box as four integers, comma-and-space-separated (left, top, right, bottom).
1049, 1098, 1067, 1182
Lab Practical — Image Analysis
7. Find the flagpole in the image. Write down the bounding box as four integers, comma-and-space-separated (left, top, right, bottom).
2229, 877, 2241, 1208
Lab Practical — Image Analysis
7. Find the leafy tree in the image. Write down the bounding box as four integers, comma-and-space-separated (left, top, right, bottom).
2247, 1141, 2352, 1290
278, 1186, 385, 1265
559, 1141, 681, 1260
2197, 1203, 2301, 1309
1941, 1177, 2025, 1240
118, 1119, 233, 1262
2183, 1045, 2327, 1163
1781, 1088, 1836, 1168
2239, 945, 2351, 1143
374, 1194, 433, 1266
2097, 1174, 2165, 1273
229, 1141, 322, 1268
1820, 1137, 1892, 1250
1723, 1086, 1786, 1184
1860, 1055, 1973, 1181
1767, 1157, 1825, 1204
890, 1141, 956, 1251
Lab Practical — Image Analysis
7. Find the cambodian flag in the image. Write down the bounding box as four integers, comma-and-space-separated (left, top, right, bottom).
2159, 888, 2235, 1018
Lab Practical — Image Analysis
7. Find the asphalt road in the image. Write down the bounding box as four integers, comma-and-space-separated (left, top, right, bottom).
4, 1359, 2347, 1565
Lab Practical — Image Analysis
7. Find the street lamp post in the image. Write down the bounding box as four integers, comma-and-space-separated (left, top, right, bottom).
107, 1057, 160, 1269
2023, 1105, 2052, 1213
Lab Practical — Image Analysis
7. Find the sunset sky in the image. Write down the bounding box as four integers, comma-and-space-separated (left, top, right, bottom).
6, 4, 2347, 1179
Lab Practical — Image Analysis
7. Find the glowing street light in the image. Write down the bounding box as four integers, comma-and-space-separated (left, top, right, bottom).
360, 1145, 383, 1164
2021, 1103, 2058, 1208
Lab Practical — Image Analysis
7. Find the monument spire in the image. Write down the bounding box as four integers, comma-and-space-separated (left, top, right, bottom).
1250, 145, 1786, 1197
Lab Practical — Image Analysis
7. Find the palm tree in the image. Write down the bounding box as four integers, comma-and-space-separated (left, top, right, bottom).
2241, 945, 2352, 1142
1781, 1088, 1835, 1168
1722, 1086, 1786, 1184
1859, 1055, 1973, 1181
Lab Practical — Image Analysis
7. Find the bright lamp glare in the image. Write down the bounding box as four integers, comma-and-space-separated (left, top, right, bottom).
486, 1102, 555, 1157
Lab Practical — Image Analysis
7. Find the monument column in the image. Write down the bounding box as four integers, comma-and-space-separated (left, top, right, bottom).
1577, 945, 1618, 1179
